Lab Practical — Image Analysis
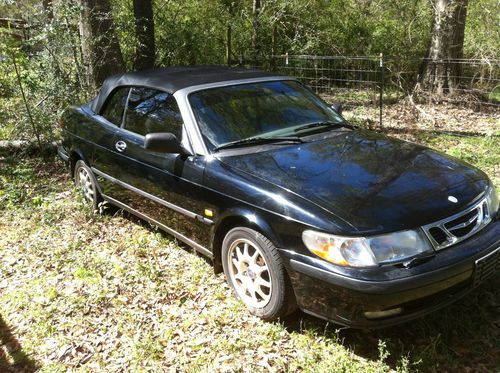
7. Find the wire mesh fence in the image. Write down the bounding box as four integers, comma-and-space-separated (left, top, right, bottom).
233, 54, 500, 126
235, 54, 383, 103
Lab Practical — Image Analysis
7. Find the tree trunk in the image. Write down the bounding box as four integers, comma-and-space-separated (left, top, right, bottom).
420, 0, 468, 95
79, 0, 125, 92
133, 0, 155, 70
226, 24, 232, 65
42, 0, 54, 21
271, 23, 277, 71
252, 0, 261, 57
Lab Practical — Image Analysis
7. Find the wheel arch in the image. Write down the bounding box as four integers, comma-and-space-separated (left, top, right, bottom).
69, 149, 91, 179
211, 208, 281, 273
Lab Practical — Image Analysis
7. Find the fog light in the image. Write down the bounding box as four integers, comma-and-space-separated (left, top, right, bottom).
364, 307, 403, 320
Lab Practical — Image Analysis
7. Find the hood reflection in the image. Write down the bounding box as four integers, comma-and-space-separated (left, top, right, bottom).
219, 129, 488, 233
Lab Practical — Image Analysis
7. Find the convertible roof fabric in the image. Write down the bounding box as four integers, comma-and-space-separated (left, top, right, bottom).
91, 65, 281, 114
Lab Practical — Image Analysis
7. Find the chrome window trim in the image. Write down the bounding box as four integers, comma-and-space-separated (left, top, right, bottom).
422, 192, 492, 250
174, 76, 297, 156
92, 167, 213, 225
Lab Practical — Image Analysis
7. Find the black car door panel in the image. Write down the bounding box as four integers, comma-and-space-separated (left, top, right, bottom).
92, 87, 212, 249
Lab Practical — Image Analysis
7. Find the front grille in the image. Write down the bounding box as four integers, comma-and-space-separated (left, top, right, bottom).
474, 248, 500, 287
429, 227, 448, 245
444, 209, 478, 231
423, 196, 493, 250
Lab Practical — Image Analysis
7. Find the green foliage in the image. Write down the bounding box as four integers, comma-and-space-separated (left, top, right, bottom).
0, 1, 88, 142
0, 0, 497, 143
465, 0, 500, 59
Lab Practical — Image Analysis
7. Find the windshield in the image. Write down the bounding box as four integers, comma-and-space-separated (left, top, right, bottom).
189, 80, 345, 151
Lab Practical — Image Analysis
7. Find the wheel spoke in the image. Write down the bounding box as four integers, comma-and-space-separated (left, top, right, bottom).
256, 277, 271, 289
243, 242, 249, 258
248, 287, 258, 302
251, 264, 267, 275
255, 287, 268, 301
249, 248, 259, 265
236, 244, 244, 261
234, 273, 246, 285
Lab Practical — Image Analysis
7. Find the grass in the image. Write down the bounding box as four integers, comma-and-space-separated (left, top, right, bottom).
0, 132, 499, 372
488, 87, 500, 103
0, 97, 22, 141
408, 132, 500, 190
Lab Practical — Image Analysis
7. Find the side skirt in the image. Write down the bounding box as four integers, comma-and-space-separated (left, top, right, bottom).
102, 193, 213, 259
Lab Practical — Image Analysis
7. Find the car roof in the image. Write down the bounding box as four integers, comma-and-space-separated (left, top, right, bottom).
91, 65, 282, 114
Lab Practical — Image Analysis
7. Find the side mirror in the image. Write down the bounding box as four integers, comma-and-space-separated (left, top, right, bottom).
331, 102, 343, 115
144, 133, 191, 155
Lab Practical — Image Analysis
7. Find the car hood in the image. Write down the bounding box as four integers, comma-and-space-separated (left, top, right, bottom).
217, 129, 489, 234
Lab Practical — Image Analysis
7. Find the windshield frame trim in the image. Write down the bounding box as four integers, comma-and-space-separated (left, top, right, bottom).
174, 76, 299, 156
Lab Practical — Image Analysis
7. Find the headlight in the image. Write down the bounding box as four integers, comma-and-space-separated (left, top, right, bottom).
302, 229, 433, 267
486, 186, 499, 217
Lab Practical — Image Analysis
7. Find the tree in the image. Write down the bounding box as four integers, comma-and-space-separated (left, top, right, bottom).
251, 0, 261, 56
42, 0, 54, 21
419, 0, 468, 95
79, 0, 125, 91
133, 0, 155, 70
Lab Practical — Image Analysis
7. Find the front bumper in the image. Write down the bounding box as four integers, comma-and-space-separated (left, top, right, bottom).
281, 218, 500, 328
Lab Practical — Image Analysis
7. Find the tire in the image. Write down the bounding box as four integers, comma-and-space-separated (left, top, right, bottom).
74, 160, 102, 211
222, 227, 296, 320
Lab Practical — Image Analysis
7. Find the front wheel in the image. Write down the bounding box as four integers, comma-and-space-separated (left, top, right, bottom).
74, 160, 102, 211
222, 227, 296, 320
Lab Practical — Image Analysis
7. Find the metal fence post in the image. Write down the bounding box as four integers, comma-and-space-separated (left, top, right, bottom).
379, 53, 384, 128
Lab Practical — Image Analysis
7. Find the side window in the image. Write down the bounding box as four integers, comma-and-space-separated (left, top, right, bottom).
101, 87, 130, 125
123, 87, 183, 139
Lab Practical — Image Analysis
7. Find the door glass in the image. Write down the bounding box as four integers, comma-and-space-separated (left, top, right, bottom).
101, 87, 130, 126
123, 87, 183, 138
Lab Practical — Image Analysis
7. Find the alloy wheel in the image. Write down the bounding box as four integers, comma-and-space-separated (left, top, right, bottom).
77, 166, 95, 202
227, 238, 272, 308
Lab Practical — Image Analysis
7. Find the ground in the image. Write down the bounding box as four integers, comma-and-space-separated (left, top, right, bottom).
0, 124, 499, 372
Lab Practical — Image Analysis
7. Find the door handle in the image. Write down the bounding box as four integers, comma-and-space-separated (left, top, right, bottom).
115, 140, 127, 152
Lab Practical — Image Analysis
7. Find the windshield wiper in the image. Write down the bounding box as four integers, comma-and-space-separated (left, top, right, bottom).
214, 136, 304, 151
293, 121, 352, 133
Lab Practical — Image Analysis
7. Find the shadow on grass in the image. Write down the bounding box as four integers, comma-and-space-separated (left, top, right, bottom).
0, 314, 38, 373
281, 273, 500, 371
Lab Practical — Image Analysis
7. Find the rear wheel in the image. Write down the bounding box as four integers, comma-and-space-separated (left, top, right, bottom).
222, 227, 296, 320
74, 160, 102, 210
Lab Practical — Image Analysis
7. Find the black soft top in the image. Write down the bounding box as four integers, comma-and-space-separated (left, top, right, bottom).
91, 65, 281, 114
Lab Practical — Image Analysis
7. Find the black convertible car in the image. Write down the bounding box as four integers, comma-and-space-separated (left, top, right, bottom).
58, 66, 499, 328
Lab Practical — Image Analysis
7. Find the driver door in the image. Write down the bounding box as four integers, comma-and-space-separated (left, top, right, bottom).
98, 87, 211, 250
